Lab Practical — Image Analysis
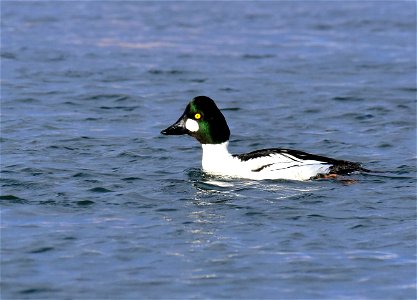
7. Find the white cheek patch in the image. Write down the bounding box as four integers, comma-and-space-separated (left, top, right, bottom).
185, 119, 199, 132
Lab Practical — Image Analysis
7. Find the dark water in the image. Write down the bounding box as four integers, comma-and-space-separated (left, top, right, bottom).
1, 2, 416, 299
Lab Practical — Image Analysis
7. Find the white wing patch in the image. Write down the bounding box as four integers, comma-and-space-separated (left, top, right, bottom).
238, 152, 332, 180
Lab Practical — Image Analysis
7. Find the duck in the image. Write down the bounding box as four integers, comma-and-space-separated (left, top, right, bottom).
161, 96, 369, 181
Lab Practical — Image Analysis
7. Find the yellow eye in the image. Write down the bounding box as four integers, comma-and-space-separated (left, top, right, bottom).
194, 113, 201, 120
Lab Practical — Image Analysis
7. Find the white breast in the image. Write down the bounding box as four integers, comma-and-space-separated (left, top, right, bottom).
201, 142, 237, 173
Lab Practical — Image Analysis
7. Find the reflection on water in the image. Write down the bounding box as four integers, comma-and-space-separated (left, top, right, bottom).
189, 167, 323, 203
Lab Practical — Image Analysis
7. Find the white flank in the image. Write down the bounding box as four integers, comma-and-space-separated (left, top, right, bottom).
185, 119, 199, 132
201, 142, 332, 181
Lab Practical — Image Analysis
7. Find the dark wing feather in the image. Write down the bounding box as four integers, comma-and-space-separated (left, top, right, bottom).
233, 148, 369, 175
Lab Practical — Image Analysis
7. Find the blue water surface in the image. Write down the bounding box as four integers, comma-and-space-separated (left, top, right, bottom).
1, 2, 416, 299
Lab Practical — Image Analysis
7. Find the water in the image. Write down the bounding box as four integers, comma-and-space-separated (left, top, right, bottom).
1, 2, 416, 299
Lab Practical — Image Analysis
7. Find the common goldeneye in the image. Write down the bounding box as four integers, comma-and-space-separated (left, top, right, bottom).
161, 96, 368, 181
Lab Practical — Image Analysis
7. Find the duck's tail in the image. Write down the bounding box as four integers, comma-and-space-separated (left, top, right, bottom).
329, 161, 372, 175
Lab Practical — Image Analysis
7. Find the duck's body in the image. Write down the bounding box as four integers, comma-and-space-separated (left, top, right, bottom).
201, 142, 361, 181
161, 96, 368, 181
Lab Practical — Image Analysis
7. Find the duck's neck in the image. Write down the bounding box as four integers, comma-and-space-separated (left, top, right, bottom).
201, 141, 233, 172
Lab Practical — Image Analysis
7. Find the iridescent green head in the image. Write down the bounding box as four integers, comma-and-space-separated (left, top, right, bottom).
161, 96, 230, 144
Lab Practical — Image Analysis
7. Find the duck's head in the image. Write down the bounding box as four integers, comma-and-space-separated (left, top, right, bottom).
161, 96, 230, 144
